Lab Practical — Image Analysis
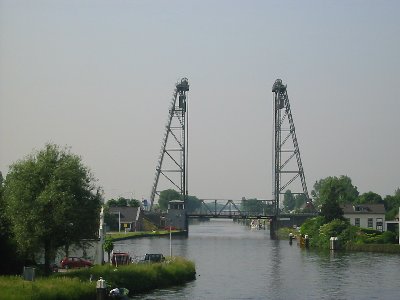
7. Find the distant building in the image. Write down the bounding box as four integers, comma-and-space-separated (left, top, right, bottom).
109, 206, 143, 232
341, 204, 386, 232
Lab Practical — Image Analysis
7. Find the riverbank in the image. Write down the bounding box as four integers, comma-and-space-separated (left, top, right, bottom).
108, 230, 187, 241
278, 226, 400, 253
345, 243, 400, 253
1, 257, 195, 299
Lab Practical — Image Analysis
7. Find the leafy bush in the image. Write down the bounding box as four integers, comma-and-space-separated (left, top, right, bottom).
354, 230, 397, 245
317, 219, 355, 249
300, 216, 397, 250
300, 216, 326, 248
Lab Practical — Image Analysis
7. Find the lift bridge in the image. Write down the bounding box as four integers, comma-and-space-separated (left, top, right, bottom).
149, 78, 312, 238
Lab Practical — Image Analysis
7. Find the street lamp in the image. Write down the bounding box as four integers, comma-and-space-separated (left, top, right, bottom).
161, 216, 173, 257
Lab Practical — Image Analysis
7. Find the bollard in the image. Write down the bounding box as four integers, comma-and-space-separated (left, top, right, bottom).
289, 233, 294, 245
330, 237, 339, 250
96, 277, 106, 300
304, 234, 310, 248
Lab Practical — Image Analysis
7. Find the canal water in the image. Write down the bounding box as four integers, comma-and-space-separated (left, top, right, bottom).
113, 219, 399, 300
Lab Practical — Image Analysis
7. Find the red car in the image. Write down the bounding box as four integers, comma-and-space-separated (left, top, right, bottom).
60, 257, 93, 269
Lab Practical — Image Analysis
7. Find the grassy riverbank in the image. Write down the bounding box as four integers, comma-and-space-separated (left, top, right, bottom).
57, 256, 196, 295
0, 276, 95, 300
0, 257, 195, 299
277, 227, 299, 240
107, 230, 185, 241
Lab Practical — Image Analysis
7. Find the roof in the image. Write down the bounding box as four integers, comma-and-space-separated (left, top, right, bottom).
341, 204, 386, 214
109, 207, 140, 223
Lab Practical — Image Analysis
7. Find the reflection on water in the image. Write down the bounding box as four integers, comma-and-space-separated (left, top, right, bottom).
116, 219, 399, 300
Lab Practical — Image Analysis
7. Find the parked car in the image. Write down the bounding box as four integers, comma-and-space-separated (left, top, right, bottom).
60, 257, 93, 269
111, 252, 131, 266
141, 253, 165, 263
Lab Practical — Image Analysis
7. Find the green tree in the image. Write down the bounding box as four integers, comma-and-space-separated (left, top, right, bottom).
311, 176, 359, 207
0, 172, 23, 274
186, 195, 201, 213
3, 144, 102, 273
107, 199, 118, 207
384, 188, 400, 220
103, 236, 114, 264
241, 198, 273, 215
283, 190, 295, 212
117, 197, 128, 207
128, 199, 141, 207
158, 189, 181, 211
356, 192, 383, 204
319, 183, 345, 222
294, 194, 307, 209
104, 206, 119, 231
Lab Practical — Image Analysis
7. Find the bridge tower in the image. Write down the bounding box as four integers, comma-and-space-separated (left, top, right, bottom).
149, 78, 190, 231
272, 79, 310, 231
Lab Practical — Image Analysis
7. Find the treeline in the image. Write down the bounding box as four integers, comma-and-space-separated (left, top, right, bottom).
283, 175, 400, 220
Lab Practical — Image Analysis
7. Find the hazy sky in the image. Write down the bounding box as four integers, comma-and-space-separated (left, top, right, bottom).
1, 0, 399, 202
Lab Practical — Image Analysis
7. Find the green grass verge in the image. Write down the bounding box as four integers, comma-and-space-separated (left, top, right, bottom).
0, 276, 95, 300
107, 230, 181, 240
56, 256, 196, 295
1, 257, 195, 299
277, 227, 299, 240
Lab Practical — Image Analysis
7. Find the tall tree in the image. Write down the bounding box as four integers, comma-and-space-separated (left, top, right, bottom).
294, 193, 307, 209
355, 192, 383, 204
311, 176, 359, 207
283, 190, 295, 212
103, 236, 114, 264
186, 195, 201, 213
128, 199, 141, 207
241, 198, 273, 215
107, 199, 118, 207
3, 144, 102, 273
117, 197, 128, 207
158, 189, 181, 211
384, 188, 400, 220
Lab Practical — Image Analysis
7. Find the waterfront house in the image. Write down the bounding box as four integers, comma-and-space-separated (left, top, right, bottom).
109, 206, 143, 232
341, 204, 386, 232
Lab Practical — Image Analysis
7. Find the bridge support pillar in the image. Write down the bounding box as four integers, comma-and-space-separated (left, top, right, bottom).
270, 217, 278, 240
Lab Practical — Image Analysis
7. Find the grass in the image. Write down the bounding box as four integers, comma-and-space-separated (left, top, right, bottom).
107, 230, 182, 240
0, 257, 195, 299
0, 276, 95, 300
277, 227, 299, 240
56, 256, 196, 295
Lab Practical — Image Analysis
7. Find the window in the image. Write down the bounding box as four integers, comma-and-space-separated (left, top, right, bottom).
376, 218, 383, 232
367, 218, 373, 228
355, 218, 360, 227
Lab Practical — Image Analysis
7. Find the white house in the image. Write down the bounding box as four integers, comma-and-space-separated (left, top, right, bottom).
341, 204, 386, 232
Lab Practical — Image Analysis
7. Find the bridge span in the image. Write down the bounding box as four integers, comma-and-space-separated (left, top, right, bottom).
186, 199, 317, 237
188, 198, 276, 219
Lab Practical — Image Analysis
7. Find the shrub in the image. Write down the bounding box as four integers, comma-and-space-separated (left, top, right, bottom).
300, 216, 326, 248
317, 219, 352, 249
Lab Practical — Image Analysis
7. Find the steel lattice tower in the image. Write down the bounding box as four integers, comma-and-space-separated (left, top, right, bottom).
272, 79, 309, 215
149, 78, 189, 211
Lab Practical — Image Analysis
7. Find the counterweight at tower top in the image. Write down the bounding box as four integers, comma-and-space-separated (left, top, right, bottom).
149, 78, 190, 210
272, 79, 310, 213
